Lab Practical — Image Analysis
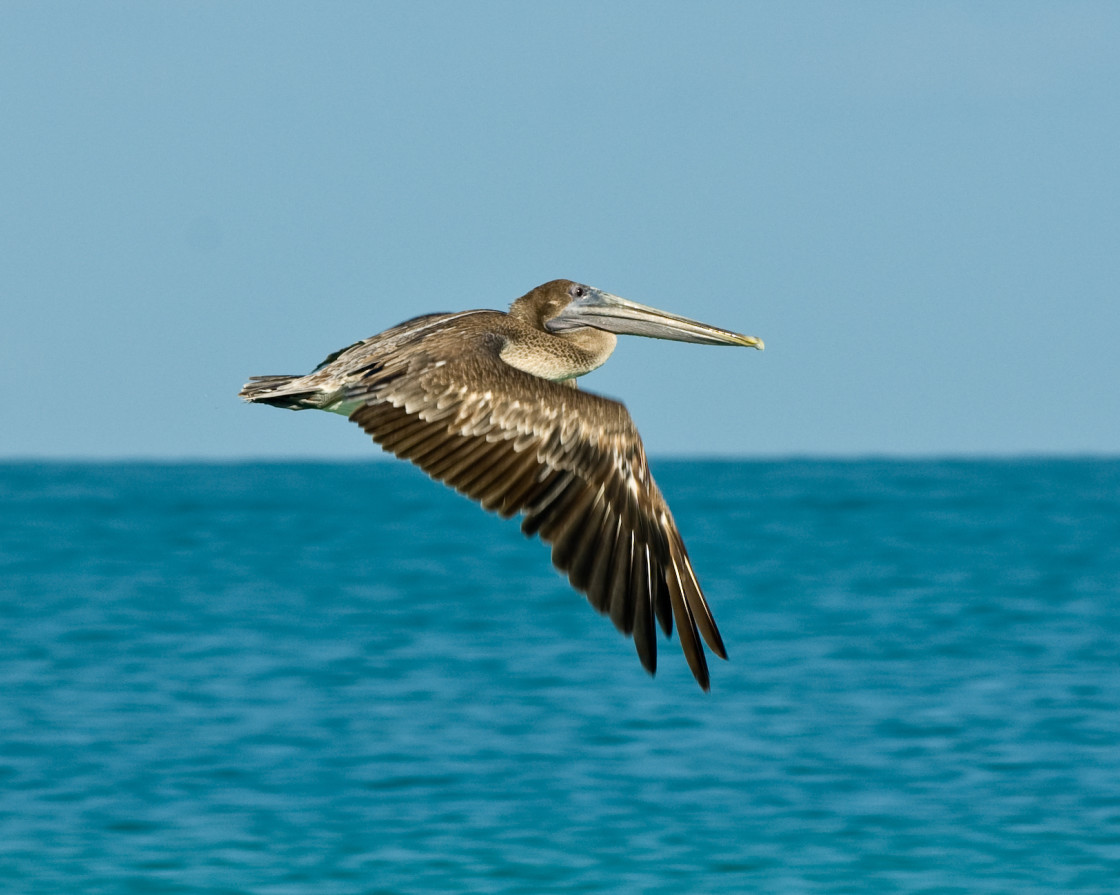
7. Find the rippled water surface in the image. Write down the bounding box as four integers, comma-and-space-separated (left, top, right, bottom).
2, 459, 1119, 892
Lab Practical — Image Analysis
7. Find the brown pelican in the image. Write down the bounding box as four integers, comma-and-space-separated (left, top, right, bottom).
240, 280, 763, 690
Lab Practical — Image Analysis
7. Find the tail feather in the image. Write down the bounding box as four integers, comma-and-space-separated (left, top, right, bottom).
239, 375, 320, 409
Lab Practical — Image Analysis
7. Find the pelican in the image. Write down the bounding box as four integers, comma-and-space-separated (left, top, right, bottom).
240, 280, 763, 689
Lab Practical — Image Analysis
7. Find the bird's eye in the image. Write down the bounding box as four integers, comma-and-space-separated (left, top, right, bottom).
570, 284, 586, 299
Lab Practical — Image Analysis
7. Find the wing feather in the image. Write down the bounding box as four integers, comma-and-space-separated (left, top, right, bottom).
344, 328, 724, 689
631, 544, 656, 674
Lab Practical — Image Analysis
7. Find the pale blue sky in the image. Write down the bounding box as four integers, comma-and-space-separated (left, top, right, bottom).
3, 2, 1117, 458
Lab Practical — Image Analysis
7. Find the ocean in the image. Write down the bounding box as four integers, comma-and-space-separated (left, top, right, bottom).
2, 459, 1118, 893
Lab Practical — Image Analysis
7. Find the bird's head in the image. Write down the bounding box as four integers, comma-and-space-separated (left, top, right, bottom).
512, 279, 764, 349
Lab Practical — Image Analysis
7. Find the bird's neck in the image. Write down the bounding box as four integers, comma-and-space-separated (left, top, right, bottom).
499, 324, 617, 382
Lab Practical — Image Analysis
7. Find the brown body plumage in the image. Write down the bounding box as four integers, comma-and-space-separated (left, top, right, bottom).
240, 279, 763, 690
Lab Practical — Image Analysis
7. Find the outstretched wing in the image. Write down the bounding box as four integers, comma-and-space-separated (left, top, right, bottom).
343, 332, 727, 689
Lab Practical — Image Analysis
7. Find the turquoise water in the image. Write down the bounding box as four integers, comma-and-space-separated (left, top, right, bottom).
2, 459, 1119, 893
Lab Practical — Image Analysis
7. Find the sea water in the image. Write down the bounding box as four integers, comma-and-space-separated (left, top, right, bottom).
1, 459, 1118, 893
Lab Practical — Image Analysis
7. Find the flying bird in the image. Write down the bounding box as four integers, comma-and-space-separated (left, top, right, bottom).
240, 280, 763, 689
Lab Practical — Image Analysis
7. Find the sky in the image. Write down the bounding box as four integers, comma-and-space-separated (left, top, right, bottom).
2, 1, 1118, 459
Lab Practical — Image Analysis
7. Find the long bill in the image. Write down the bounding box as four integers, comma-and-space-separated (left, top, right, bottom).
545, 288, 764, 349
